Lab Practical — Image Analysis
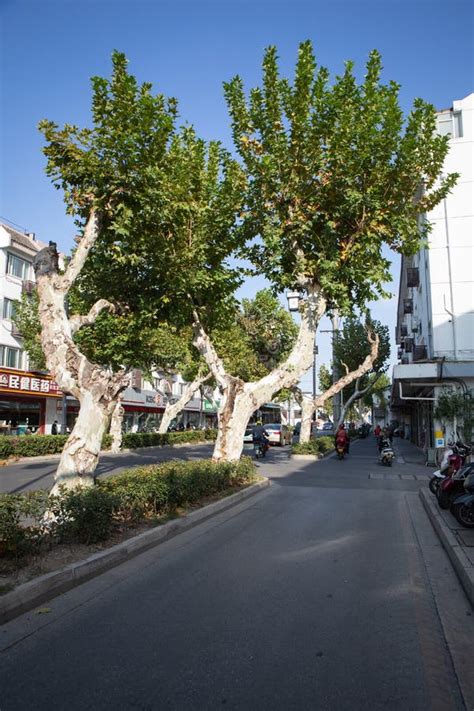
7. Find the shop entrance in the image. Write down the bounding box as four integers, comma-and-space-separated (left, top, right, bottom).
0, 398, 43, 434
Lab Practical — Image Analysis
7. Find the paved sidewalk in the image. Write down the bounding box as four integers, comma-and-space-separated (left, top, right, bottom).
382, 436, 473, 605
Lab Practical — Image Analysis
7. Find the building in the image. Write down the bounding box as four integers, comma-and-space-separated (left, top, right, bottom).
391, 93, 474, 452
0, 222, 64, 433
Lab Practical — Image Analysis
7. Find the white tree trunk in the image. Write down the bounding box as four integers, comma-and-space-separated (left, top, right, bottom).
109, 400, 124, 453
193, 285, 327, 461
34, 210, 129, 492
298, 396, 315, 444
336, 373, 382, 429
158, 372, 210, 434
298, 332, 380, 444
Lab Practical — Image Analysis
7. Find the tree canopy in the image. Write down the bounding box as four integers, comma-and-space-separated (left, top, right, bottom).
224, 41, 458, 309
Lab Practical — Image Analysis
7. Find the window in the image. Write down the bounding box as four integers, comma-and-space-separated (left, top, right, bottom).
437, 110, 463, 138
0, 346, 22, 368
3, 298, 17, 320
6, 253, 31, 280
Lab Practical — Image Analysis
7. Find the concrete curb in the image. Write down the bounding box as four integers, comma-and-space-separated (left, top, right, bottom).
0, 478, 270, 625
419, 488, 474, 606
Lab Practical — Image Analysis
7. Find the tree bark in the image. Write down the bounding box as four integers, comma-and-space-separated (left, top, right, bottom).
34, 210, 129, 493
298, 330, 380, 444
193, 285, 327, 461
158, 372, 211, 434
109, 400, 125, 453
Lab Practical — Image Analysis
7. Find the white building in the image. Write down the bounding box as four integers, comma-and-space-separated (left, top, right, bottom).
391, 93, 474, 452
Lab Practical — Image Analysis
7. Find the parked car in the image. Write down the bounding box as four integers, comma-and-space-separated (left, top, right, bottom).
243, 427, 253, 444
321, 422, 334, 432
264, 423, 292, 446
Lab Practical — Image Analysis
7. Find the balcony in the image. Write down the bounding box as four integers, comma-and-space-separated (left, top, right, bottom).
413, 345, 427, 362
403, 298, 413, 314
400, 324, 408, 337
406, 267, 420, 288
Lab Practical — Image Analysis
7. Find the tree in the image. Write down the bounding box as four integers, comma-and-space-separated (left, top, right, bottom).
37, 53, 247, 480
197, 41, 456, 458
332, 317, 390, 427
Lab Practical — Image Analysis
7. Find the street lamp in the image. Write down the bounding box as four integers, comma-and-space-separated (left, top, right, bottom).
286, 291, 301, 312
312, 344, 318, 421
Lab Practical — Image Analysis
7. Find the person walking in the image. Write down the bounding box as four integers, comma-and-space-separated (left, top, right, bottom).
51, 420, 59, 435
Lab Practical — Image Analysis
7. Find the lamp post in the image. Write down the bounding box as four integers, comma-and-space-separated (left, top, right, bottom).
312, 345, 318, 421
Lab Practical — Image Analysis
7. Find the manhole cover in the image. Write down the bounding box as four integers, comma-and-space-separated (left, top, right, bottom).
455, 530, 474, 547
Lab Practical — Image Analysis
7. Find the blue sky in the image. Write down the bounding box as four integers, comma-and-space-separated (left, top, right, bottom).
1, 0, 473, 390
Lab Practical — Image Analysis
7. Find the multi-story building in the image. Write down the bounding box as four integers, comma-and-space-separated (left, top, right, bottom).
391, 93, 474, 452
0, 222, 63, 433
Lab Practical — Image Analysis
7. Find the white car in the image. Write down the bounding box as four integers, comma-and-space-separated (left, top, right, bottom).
243, 427, 253, 444
263, 423, 291, 446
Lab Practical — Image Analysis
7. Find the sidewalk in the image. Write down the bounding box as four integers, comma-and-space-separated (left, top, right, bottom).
390, 436, 473, 605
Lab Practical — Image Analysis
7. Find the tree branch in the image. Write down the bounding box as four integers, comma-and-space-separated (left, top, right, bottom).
191, 310, 229, 389
314, 330, 379, 410
59, 209, 100, 293
69, 299, 116, 335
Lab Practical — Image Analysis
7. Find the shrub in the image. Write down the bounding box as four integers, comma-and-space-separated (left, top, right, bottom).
0, 458, 256, 555
49, 486, 118, 545
0, 437, 14, 459
10, 435, 68, 457
292, 440, 320, 455
316, 436, 334, 453
0, 490, 49, 556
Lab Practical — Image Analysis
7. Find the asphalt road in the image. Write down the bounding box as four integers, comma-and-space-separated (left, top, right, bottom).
1, 438, 472, 710
0, 442, 219, 494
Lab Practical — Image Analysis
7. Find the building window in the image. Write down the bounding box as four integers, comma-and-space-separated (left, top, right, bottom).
3, 298, 17, 321
6, 253, 31, 280
437, 110, 463, 138
0, 346, 22, 368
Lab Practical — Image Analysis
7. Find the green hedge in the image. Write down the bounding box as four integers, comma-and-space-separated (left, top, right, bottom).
291, 435, 334, 456
0, 429, 218, 460
0, 457, 256, 555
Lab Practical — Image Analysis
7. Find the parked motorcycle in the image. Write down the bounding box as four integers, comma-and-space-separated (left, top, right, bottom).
379, 437, 395, 467
450, 472, 474, 528
436, 461, 474, 510
429, 440, 471, 494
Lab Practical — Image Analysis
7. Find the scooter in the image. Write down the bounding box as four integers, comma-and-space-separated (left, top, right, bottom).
253, 437, 269, 459
336, 442, 346, 460
450, 472, 474, 528
429, 440, 471, 494
437, 461, 474, 510
379, 437, 395, 467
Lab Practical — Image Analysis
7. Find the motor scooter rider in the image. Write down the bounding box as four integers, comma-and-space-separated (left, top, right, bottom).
335, 424, 350, 455
252, 420, 269, 453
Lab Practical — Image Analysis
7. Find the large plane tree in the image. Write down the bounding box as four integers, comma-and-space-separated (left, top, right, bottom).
190, 42, 456, 459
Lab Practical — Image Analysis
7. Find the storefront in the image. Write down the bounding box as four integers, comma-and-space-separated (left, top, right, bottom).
0, 368, 62, 434
121, 388, 165, 432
